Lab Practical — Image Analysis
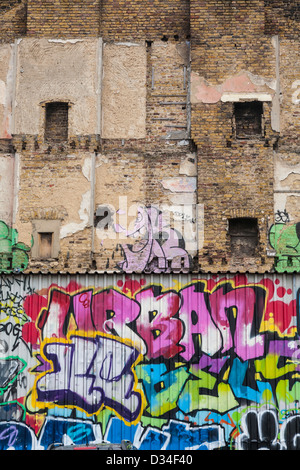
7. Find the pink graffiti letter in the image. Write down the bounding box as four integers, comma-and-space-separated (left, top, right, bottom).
91, 288, 141, 344
72, 289, 94, 331
210, 283, 266, 361
135, 286, 182, 359
178, 282, 222, 361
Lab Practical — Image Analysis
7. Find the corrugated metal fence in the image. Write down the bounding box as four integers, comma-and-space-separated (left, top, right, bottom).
0, 272, 299, 450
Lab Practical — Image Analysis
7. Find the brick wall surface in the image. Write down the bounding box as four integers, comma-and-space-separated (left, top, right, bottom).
0, 1, 299, 274
100, 0, 190, 41
189, 0, 282, 272
44, 102, 69, 143
26, 0, 101, 37
0, 1, 27, 43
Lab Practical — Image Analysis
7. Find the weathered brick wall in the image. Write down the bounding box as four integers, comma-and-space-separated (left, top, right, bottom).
189, 0, 280, 272
26, 0, 101, 37
13, 136, 94, 273
264, 0, 300, 39
0, 1, 299, 274
26, 0, 189, 40
0, 0, 27, 43
100, 0, 190, 41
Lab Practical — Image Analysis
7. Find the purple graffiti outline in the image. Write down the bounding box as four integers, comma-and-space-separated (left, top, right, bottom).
35, 333, 143, 423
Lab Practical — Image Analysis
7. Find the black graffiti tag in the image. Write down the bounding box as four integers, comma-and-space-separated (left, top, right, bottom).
237, 410, 281, 450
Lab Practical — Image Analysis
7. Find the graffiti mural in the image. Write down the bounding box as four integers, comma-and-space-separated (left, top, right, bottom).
0, 221, 31, 274
115, 205, 191, 273
1, 273, 300, 449
269, 211, 300, 272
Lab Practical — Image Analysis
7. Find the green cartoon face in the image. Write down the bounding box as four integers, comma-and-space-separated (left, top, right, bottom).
269, 223, 300, 255
269, 222, 300, 272
0, 221, 31, 273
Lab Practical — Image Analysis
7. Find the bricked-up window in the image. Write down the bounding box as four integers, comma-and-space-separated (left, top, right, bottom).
229, 218, 259, 257
32, 220, 60, 260
38, 232, 53, 259
45, 102, 68, 142
234, 102, 263, 138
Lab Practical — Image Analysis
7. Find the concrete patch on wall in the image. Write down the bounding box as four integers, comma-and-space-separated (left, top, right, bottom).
160, 171, 198, 257
191, 71, 275, 105
292, 80, 300, 105
14, 38, 100, 136
15, 153, 93, 248
101, 42, 147, 139
0, 154, 14, 224
179, 154, 197, 177
148, 41, 189, 140
60, 190, 91, 239
0, 43, 14, 139
161, 177, 196, 193
279, 40, 300, 142
274, 153, 300, 222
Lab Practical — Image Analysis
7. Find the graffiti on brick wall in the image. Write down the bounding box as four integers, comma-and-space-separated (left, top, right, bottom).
0, 221, 31, 274
2, 274, 300, 448
292, 80, 300, 105
269, 212, 300, 272
115, 205, 191, 273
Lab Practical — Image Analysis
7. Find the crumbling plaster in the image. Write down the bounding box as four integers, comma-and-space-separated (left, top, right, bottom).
274, 154, 300, 222
101, 42, 147, 139
0, 43, 14, 139
15, 153, 93, 247
0, 154, 14, 224
14, 38, 100, 136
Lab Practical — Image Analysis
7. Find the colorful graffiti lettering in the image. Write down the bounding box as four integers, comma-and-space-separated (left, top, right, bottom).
30, 333, 144, 424
115, 205, 191, 273
0, 222, 32, 274
1, 274, 300, 449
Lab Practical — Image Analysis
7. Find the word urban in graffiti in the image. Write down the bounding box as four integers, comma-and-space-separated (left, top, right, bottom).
115, 205, 191, 273
24, 278, 297, 362
0, 222, 32, 274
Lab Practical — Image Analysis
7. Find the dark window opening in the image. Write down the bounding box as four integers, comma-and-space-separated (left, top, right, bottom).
229, 218, 258, 257
45, 102, 68, 142
38, 232, 53, 259
234, 102, 263, 138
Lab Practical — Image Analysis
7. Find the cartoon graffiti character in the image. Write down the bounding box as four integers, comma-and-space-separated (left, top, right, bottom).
269, 220, 300, 272
115, 205, 191, 273
0, 221, 32, 273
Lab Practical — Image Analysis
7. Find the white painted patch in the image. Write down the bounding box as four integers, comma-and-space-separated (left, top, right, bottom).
292, 80, 300, 105
161, 177, 197, 193
114, 42, 142, 47
179, 154, 197, 176
82, 157, 92, 181
60, 190, 91, 238
48, 39, 84, 44
0, 80, 6, 105
221, 92, 273, 102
